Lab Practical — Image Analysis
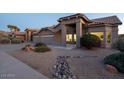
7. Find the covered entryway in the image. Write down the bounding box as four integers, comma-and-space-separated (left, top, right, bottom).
59, 14, 91, 47
61, 22, 84, 48
66, 24, 76, 44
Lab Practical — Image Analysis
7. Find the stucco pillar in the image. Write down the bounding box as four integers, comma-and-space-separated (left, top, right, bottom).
25, 31, 28, 42
61, 24, 66, 46
29, 31, 32, 42
103, 31, 107, 48
76, 21, 82, 47
110, 26, 118, 45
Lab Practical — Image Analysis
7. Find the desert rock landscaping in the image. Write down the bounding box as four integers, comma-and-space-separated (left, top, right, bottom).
1, 44, 123, 79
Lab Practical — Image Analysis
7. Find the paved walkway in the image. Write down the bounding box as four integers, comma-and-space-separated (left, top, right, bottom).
0, 51, 48, 79
48, 44, 76, 50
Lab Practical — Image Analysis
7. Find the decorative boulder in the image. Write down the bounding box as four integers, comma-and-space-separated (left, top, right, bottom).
22, 44, 34, 52
106, 64, 118, 73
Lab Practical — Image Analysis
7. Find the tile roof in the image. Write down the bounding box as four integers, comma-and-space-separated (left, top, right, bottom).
34, 25, 56, 35
25, 28, 40, 32
91, 16, 122, 25
58, 13, 91, 22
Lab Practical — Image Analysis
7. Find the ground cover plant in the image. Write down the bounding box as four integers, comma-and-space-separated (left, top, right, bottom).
104, 53, 124, 73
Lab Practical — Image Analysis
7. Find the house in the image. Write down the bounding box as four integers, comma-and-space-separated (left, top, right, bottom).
8, 28, 39, 42
33, 13, 122, 48
25, 28, 40, 42
0, 30, 9, 36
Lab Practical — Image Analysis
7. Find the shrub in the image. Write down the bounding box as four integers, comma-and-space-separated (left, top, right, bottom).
35, 45, 51, 53
11, 38, 21, 44
35, 42, 46, 47
104, 53, 124, 73
80, 34, 101, 49
112, 37, 124, 52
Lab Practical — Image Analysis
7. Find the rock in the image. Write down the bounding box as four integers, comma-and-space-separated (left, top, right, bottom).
22, 44, 34, 52
106, 64, 118, 73
24, 47, 30, 52
53, 56, 76, 79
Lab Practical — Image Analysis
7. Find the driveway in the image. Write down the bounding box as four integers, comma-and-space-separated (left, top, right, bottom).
0, 51, 47, 79
0, 43, 27, 52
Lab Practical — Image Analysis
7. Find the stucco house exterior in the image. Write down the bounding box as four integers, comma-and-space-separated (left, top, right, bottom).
33, 13, 122, 48
8, 28, 39, 42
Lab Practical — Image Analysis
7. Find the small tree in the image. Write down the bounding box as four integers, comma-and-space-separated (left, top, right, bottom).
8, 33, 15, 44
7, 25, 20, 44
7, 25, 20, 32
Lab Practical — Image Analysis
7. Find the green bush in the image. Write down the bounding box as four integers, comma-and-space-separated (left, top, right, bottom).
35, 42, 46, 47
80, 34, 101, 49
11, 38, 21, 44
35, 45, 51, 53
112, 37, 124, 52
104, 53, 124, 73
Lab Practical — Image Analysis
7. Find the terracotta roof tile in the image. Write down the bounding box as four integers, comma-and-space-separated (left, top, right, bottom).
25, 28, 40, 32
91, 16, 122, 25
58, 13, 91, 22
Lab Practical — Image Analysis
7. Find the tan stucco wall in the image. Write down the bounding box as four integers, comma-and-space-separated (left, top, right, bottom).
16, 36, 25, 41
88, 26, 106, 32
33, 30, 62, 46
66, 26, 75, 34
54, 31, 62, 45
25, 30, 32, 41
110, 26, 119, 44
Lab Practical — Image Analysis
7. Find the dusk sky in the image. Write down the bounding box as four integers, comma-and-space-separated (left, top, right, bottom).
0, 13, 124, 34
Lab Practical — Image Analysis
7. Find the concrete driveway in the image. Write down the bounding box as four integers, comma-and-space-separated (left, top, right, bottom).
0, 51, 47, 79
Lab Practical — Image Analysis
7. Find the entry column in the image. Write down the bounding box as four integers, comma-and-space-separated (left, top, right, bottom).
76, 22, 82, 47
61, 24, 66, 46
103, 31, 107, 48
110, 27, 118, 46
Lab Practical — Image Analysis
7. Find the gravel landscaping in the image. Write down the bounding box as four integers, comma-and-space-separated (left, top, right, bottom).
1, 44, 124, 79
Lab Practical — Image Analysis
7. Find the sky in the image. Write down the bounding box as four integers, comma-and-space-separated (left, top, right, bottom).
0, 13, 124, 34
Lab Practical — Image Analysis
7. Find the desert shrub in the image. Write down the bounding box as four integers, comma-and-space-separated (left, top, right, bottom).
35, 45, 51, 53
11, 38, 21, 44
0, 37, 10, 44
104, 53, 124, 73
35, 42, 46, 47
80, 34, 101, 49
112, 37, 124, 52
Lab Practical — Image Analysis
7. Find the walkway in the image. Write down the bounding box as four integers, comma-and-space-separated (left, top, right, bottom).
48, 44, 76, 50
0, 51, 48, 79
